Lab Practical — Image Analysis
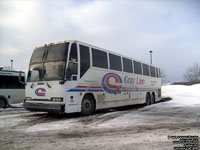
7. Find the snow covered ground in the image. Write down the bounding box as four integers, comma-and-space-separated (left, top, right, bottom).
0, 84, 200, 150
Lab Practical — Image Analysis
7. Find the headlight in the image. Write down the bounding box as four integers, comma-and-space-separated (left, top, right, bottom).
51, 97, 63, 102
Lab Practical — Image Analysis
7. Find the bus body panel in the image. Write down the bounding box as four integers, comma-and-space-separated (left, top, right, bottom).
71, 67, 161, 110
0, 89, 25, 104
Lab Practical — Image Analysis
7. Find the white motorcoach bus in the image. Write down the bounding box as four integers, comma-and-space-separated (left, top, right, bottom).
0, 68, 25, 108
24, 40, 161, 115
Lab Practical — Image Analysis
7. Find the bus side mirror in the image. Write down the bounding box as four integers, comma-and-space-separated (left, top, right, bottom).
19, 71, 26, 85
71, 75, 77, 81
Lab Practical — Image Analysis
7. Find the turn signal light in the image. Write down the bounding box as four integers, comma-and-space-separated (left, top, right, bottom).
51, 97, 63, 102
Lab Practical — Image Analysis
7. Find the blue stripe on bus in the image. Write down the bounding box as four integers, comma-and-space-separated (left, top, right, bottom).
67, 89, 104, 92
67, 89, 86, 92
87, 89, 104, 92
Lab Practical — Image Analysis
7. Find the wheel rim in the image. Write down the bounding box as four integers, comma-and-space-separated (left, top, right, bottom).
82, 99, 92, 114
152, 94, 155, 103
0, 99, 5, 108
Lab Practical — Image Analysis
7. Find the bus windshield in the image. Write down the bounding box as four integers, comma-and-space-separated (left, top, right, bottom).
27, 43, 69, 82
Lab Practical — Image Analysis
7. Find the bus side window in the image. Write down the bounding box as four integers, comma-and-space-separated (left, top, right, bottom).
133, 61, 142, 75
69, 43, 77, 62
155, 68, 158, 78
142, 64, 150, 76
122, 57, 133, 73
109, 53, 122, 71
0, 76, 24, 89
92, 48, 108, 69
0, 75, 6, 89
156, 68, 160, 78
79, 45, 90, 78
150, 66, 156, 77
66, 43, 78, 80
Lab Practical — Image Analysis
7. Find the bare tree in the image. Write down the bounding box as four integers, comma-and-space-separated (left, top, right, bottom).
160, 69, 167, 85
184, 63, 200, 82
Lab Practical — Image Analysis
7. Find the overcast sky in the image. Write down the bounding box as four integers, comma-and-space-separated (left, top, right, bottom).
0, 0, 200, 82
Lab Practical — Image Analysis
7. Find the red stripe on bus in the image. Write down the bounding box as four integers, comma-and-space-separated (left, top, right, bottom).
76, 85, 158, 90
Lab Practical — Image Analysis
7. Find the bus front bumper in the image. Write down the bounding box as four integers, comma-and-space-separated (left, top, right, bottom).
23, 101, 65, 114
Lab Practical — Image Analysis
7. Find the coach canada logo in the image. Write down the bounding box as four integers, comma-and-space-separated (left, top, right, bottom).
101, 73, 122, 94
35, 88, 46, 96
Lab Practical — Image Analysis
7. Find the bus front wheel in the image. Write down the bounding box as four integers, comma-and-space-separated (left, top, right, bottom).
81, 95, 95, 116
0, 98, 7, 108
145, 93, 151, 106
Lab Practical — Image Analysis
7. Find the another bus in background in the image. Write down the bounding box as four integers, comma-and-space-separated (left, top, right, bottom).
0, 67, 25, 108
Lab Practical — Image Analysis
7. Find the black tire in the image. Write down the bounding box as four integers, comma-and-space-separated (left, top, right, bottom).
151, 93, 155, 104
81, 95, 95, 116
145, 93, 151, 106
0, 99, 7, 108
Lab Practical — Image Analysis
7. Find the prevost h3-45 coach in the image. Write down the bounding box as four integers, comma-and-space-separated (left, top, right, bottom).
24, 40, 161, 115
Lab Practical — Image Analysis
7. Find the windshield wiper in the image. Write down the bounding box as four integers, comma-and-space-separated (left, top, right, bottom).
45, 80, 51, 88
43, 67, 51, 88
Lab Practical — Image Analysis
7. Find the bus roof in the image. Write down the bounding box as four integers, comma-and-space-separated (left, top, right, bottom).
0, 70, 25, 76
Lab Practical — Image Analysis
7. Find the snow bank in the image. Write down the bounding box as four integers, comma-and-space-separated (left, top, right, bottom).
162, 84, 200, 107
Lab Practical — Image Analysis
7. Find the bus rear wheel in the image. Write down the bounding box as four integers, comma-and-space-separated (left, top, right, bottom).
151, 93, 155, 104
81, 95, 95, 116
145, 93, 151, 106
0, 99, 7, 108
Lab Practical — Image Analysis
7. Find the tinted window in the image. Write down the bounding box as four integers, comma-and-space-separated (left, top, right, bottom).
0, 75, 25, 89
46, 43, 69, 62
156, 68, 161, 78
66, 43, 78, 80
0, 75, 6, 88
109, 53, 122, 71
43, 62, 66, 81
150, 66, 156, 77
92, 48, 108, 69
133, 61, 142, 74
155, 68, 158, 77
123, 57, 133, 73
30, 47, 46, 64
66, 62, 78, 80
69, 43, 77, 62
142, 64, 150, 76
80, 45, 90, 78
27, 64, 44, 82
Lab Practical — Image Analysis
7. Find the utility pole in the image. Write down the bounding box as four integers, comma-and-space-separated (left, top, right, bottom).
10, 59, 13, 68
149, 51, 153, 64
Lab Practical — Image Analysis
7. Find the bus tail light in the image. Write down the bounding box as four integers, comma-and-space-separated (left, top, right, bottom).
51, 97, 63, 102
